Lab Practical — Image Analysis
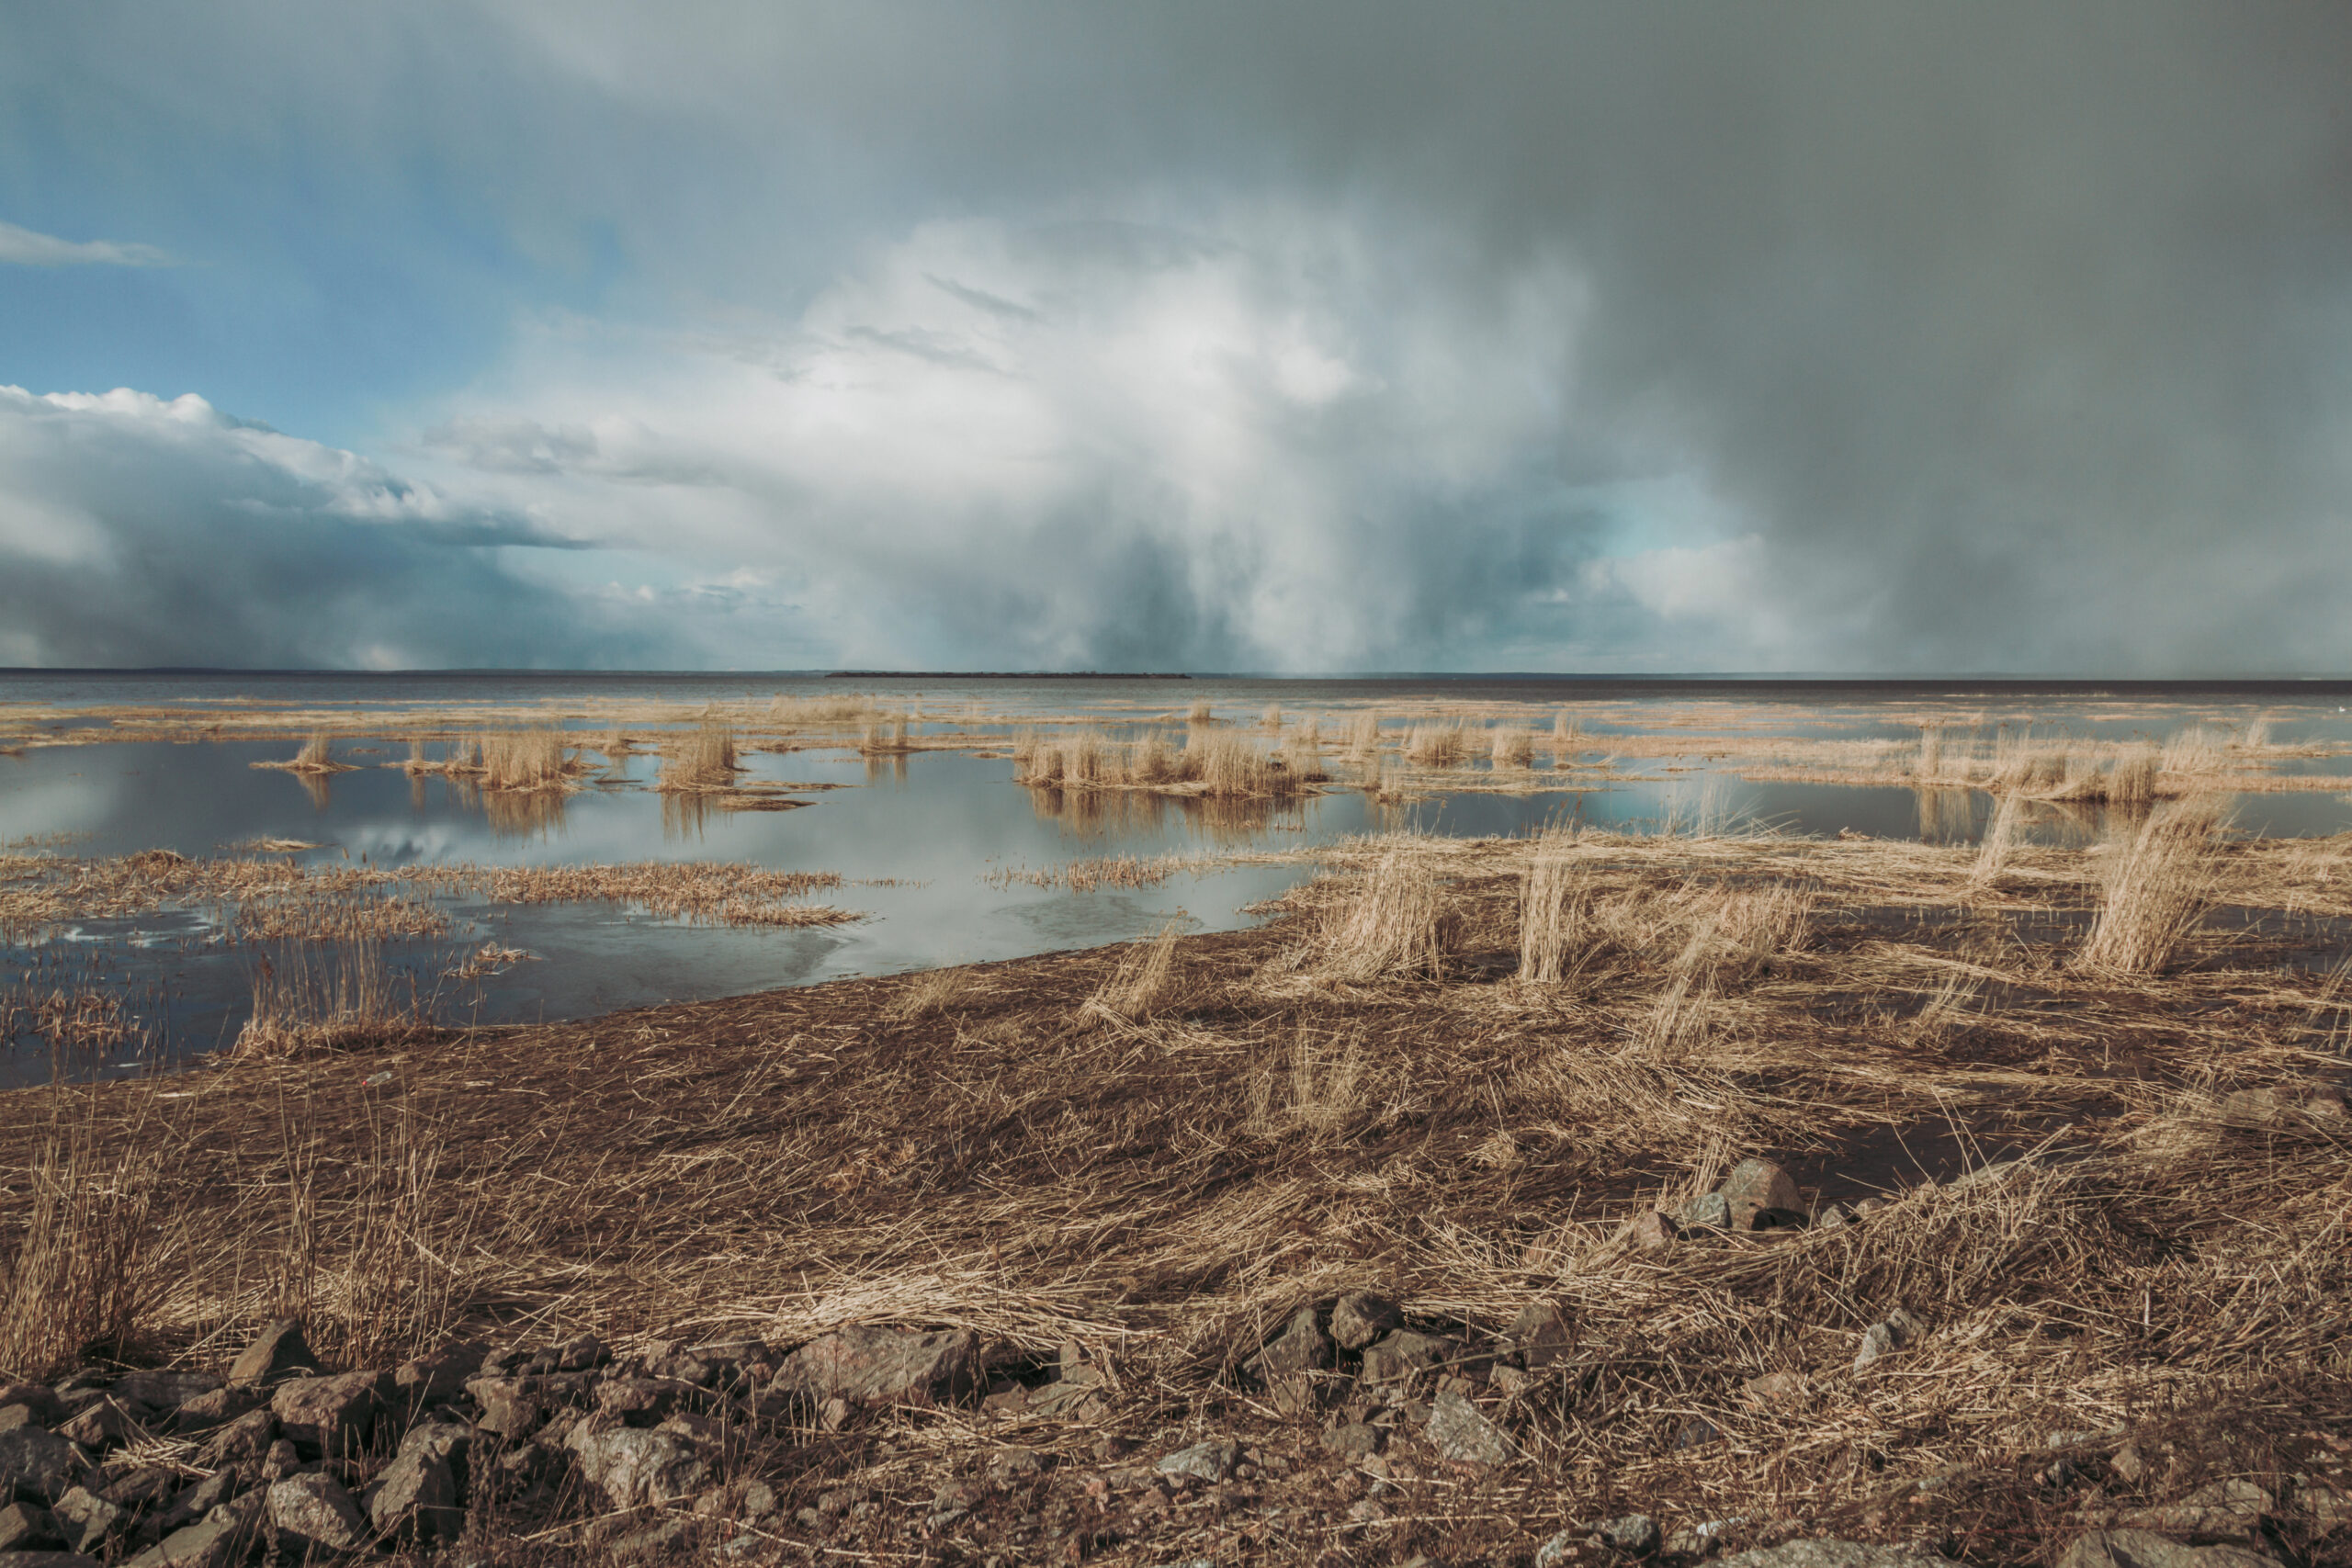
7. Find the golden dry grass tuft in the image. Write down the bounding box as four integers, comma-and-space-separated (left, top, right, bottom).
656, 722, 740, 792
2076, 795, 2228, 975
1313, 848, 1453, 982
1517, 834, 1584, 985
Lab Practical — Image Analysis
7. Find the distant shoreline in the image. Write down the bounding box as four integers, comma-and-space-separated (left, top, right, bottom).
822, 670, 1193, 680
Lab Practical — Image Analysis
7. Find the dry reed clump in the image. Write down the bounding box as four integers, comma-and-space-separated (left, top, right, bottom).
2076, 795, 2228, 975
1015, 726, 1312, 800
1490, 725, 1534, 768
858, 714, 913, 753
885, 964, 976, 1021
1404, 721, 1468, 767
1517, 836, 1584, 985
768, 692, 882, 726
0, 1104, 169, 1372
1260, 703, 1283, 732
478, 728, 580, 792
655, 723, 740, 792
251, 732, 357, 775
1313, 849, 1454, 982
1551, 710, 1583, 764
1186, 700, 1215, 726
234, 942, 433, 1058
235, 890, 450, 944
1344, 712, 1382, 762
1082, 922, 1183, 1024
481, 862, 854, 928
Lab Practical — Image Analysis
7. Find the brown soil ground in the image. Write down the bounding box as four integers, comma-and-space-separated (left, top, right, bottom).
3, 828, 2350, 1565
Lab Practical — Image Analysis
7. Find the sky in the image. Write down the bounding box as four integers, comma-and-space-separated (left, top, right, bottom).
2, 3, 2349, 674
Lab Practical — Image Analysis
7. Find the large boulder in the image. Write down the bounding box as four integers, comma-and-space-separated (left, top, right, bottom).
193, 1410, 274, 1472
45, 1490, 121, 1558
1244, 1307, 1331, 1382
270, 1372, 384, 1459
562, 1423, 712, 1510
224, 1322, 318, 1389
168, 1386, 263, 1438
0, 1431, 81, 1506
265, 1473, 369, 1555
392, 1342, 488, 1411
1360, 1329, 1454, 1384
771, 1326, 978, 1409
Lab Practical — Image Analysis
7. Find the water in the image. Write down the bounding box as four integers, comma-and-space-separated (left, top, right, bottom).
6, 671, 2352, 1085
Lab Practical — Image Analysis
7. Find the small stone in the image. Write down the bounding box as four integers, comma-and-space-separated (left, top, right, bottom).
0, 1429, 82, 1506
49, 1488, 123, 1555
466, 1376, 545, 1438
1508, 1300, 1574, 1369
1715, 1544, 1962, 1568
194, 1409, 275, 1472
1426, 1390, 1515, 1466
596, 1377, 693, 1425
1329, 1292, 1403, 1351
771, 1325, 980, 1409
740, 1479, 781, 1518
148, 1470, 239, 1539
2056, 1528, 2283, 1568
392, 1341, 488, 1410
166, 1385, 263, 1437
107, 1373, 220, 1416
1681, 1191, 1734, 1231
1743, 1371, 1809, 1408
366, 1444, 460, 1543
553, 1333, 609, 1372
122, 1494, 266, 1568
1155, 1440, 1239, 1483
1673, 1416, 1724, 1450
257, 1440, 301, 1483
0, 1502, 55, 1552
2121, 1479, 2272, 1540
1814, 1201, 1855, 1231
55, 1400, 140, 1451
1599, 1514, 1662, 1555
1722, 1159, 1802, 1230
1853, 1308, 1922, 1371
269, 1371, 384, 1459
224, 1321, 319, 1389
98, 1467, 177, 1513
266, 1473, 368, 1554
1625, 1210, 1678, 1251
1321, 1424, 1383, 1459
1360, 1329, 1455, 1384
564, 1422, 715, 1510
1091, 1433, 1132, 1462
0, 1389, 62, 1429
1245, 1306, 1332, 1382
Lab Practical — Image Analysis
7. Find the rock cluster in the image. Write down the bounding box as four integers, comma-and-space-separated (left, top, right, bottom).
0, 1314, 978, 1566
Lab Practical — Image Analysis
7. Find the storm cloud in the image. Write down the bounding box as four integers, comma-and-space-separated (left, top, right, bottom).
5, 3, 2350, 670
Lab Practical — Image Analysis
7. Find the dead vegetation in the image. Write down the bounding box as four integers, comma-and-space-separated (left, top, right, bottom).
3, 822, 2349, 1563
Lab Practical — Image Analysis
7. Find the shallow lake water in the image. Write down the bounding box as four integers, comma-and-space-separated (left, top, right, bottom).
6, 672, 2352, 1085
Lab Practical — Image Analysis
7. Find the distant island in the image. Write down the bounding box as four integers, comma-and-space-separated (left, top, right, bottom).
823, 670, 1193, 679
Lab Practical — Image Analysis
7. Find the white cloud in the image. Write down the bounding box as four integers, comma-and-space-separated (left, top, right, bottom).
0, 220, 174, 267
408, 205, 1728, 671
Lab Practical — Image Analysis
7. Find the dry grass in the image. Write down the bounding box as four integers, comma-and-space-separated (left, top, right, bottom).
2076, 795, 2229, 975
1517, 834, 1585, 985
234, 942, 434, 1058
657, 722, 741, 792
1082, 921, 1183, 1024
1490, 725, 1534, 768
1405, 721, 1469, 767
480, 728, 573, 791
7, 823, 2352, 1562
1312, 848, 1454, 982
251, 732, 357, 776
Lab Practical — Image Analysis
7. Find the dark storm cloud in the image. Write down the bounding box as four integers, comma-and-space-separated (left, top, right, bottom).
8, 2, 2351, 670
0, 389, 673, 669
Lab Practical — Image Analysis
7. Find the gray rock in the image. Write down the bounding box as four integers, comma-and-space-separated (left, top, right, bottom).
771, 1325, 979, 1409
193, 1410, 273, 1472
1360, 1329, 1455, 1384
1599, 1514, 1662, 1555
1624, 1210, 1678, 1251
0, 1393, 60, 1432
1154, 1441, 1240, 1483
1721, 1158, 1801, 1230
1715, 1543, 1962, 1568
269, 1371, 383, 1459
265, 1472, 369, 1555
1320, 1424, 1382, 1459
465, 1376, 546, 1438
1815, 1201, 1855, 1231
224, 1322, 317, 1389
391, 1341, 487, 1410
54, 1401, 140, 1452
0, 1504, 52, 1552
1508, 1300, 1574, 1369
552, 1334, 608, 1372
594, 1377, 695, 1425
121, 1495, 264, 1568
1681, 1191, 1734, 1231
96, 1467, 176, 1513
1425, 1390, 1514, 1466
563, 1422, 713, 1509
147, 1471, 240, 1540
1246, 1306, 1332, 1382
0, 1553, 101, 1568
167, 1386, 263, 1438
1853, 1308, 1924, 1371
47, 1490, 120, 1557
0, 1431, 81, 1506
2056, 1529, 2283, 1568
366, 1444, 460, 1543
1329, 1292, 1402, 1351
2122, 1479, 2272, 1539
107, 1373, 220, 1416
